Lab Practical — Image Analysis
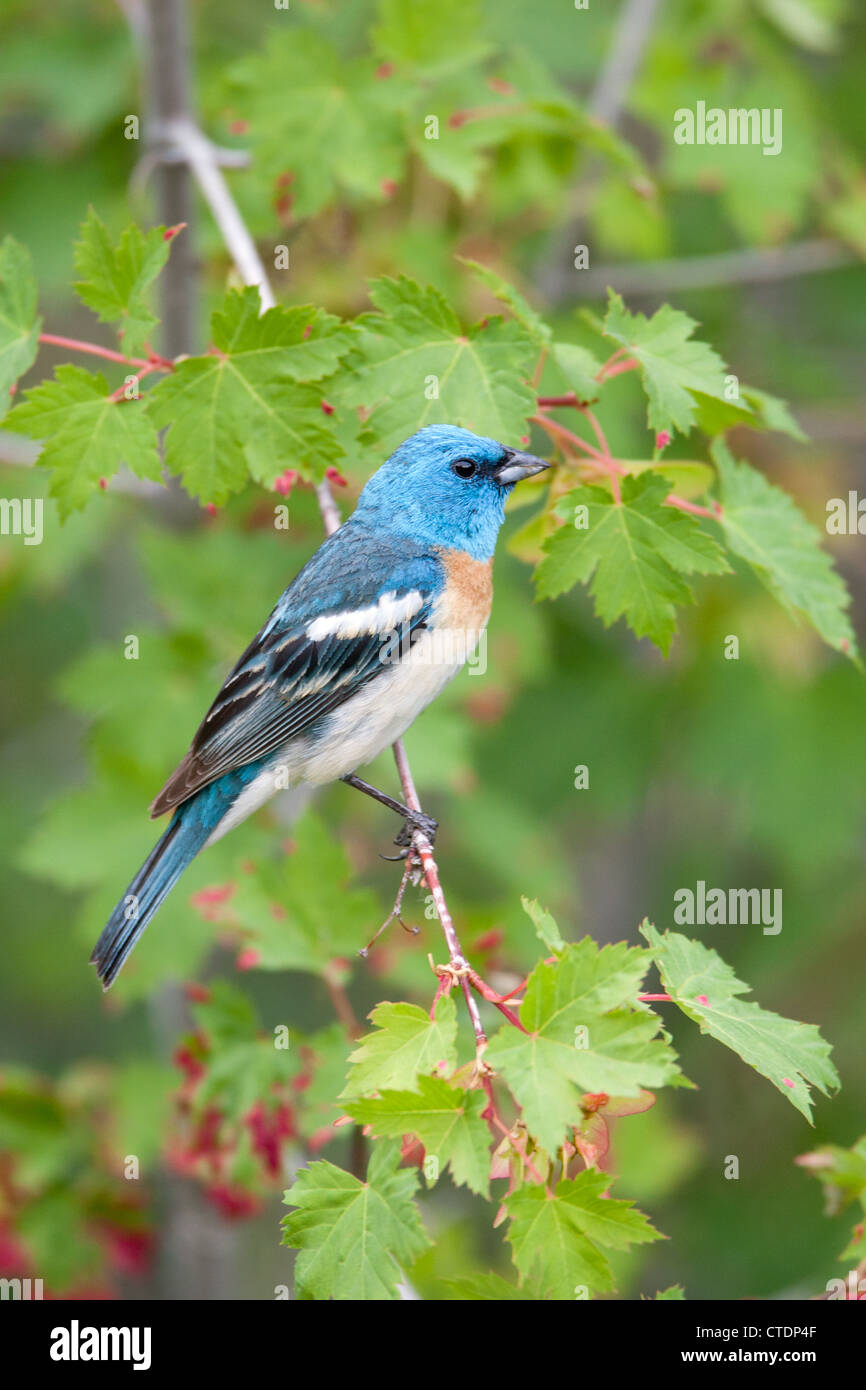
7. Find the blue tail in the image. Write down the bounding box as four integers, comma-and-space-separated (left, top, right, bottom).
92, 759, 273, 988
90, 809, 214, 989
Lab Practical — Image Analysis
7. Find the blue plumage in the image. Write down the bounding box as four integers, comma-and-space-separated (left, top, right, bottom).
91, 425, 548, 987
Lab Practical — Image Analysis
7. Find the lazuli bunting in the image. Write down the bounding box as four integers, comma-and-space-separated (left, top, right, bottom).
91, 424, 548, 987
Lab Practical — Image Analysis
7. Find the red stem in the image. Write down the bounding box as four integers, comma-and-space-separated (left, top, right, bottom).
391, 741, 490, 1053
665, 493, 723, 520
468, 970, 527, 1033
39, 332, 174, 373
532, 413, 607, 464
537, 392, 590, 409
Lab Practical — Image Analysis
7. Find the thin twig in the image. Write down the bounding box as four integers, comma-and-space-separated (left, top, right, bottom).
158, 115, 276, 311
392, 741, 489, 1058
587, 0, 663, 126
572, 239, 857, 300
38, 332, 158, 370
536, 0, 663, 303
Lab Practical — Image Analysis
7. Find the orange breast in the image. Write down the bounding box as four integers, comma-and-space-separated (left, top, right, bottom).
433, 548, 494, 632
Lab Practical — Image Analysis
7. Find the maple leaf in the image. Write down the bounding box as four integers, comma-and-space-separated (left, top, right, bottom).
281, 1139, 430, 1300
712, 440, 857, 658
340, 994, 458, 1101
225, 31, 409, 218
345, 1076, 490, 1196
506, 1170, 660, 1298
602, 290, 735, 437
486, 937, 680, 1155
339, 274, 538, 454
641, 922, 839, 1122
11, 365, 162, 518
147, 287, 350, 502
73, 208, 174, 355
535, 475, 730, 653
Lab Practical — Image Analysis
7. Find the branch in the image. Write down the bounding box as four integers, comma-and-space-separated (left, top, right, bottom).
37, 332, 165, 370
141, 0, 198, 356
391, 741, 489, 1060
587, 0, 663, 126
569, 239, 857, 300
536, 0, 663, 303
155, 115, 277, 313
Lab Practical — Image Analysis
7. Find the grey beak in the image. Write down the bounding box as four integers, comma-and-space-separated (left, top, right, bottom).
494, 449, 551, 486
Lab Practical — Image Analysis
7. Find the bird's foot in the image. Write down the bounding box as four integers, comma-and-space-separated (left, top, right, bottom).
393, 809, 438, 850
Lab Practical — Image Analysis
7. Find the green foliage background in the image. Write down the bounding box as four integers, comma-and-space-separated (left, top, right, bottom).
1, 0, 865, 1298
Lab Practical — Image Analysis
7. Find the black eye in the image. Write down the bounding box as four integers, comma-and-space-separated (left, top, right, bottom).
451, 458, 477, 479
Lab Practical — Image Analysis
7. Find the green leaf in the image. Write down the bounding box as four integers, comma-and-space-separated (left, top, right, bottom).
462, 258, 602, 399
341, 994, 458, 1101
640, 923, 840, 1123
225, 31, 409, 218
521, 895, 566, 955
486, 939, 680, 1155
653, 1284, 686, 1300
505, 1184, 613, 1297
340, 274, 537, 454
796, 1134, 866, 1215
545, 340, 604, 403
345, 1076, 490, 1196
620, 458, 715, 499
712, 440, 857, 658
692, 385, 806, 442
0, 236, 41, 419
742, 387, 807, 442
201, 812, 381, 976
535, 475, 730, 654
11, 364, 162, 518
506, 1173, 660, 1298
602, 291, 734, 437
73, 209, 173, 354
147, 287, 350, 502
281, 1139, 431, 1300
373, 0, 491, 76
442, 1271, 537, 1300
555, 1167, 661, 1251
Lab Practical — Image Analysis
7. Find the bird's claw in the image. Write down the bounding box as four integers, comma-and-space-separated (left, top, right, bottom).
393, 810, 438, 850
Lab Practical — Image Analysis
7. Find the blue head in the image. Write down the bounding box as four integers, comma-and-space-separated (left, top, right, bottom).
353, 425, 549, 560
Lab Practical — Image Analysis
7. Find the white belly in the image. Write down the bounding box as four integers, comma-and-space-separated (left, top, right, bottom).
295, 628, 466, 784
203, 630, 469, 846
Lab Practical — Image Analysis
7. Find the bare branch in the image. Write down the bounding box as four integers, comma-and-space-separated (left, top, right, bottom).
537, 0, 663, 304
562, 239, 858, 299
588, 0, 663, 124
155, 116, 276, 312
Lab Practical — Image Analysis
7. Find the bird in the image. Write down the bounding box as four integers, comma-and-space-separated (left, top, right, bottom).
90, 424, 549, 988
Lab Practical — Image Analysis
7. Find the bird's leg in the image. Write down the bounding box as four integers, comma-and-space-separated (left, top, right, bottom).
340, 772, 438, 851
